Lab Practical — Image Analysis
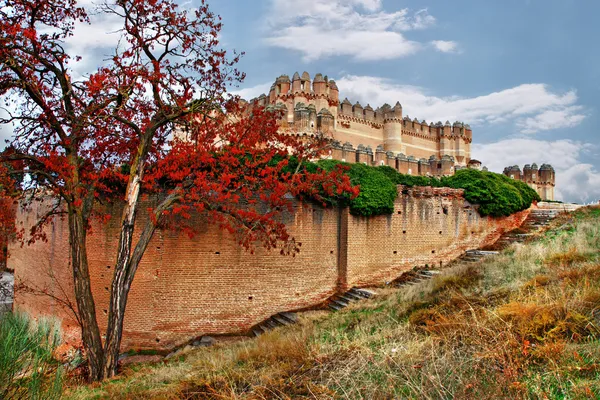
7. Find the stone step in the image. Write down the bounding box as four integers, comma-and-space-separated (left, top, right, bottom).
343, 291, 363, 301
272, 315, 291, 326
349, 288, 374, 298
265, 319, 279, 329
331, 298, 349, 308
339, 294, 356, 303
278, 312, 298, 323
422, 270, 441, 275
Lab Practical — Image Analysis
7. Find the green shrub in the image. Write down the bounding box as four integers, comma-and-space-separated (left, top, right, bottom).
441, 169, 541, 217
317, 160, 398, 216
280, 157, 539, 218
0, 312, 63, 399
376, 165, 442, 187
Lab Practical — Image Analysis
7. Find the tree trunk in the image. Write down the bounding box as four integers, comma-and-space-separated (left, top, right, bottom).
67, 207, 105, 381
102, 190, 181, 378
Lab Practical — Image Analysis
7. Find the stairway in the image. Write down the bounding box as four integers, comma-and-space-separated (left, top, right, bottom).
486, 208, 562, 250
391, 269, 441, 287
327, 287, 375, 311
251, 312, 298, 337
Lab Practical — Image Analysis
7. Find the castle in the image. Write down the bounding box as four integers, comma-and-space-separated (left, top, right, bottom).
248, 72, 556, 200
249, 72, 473, 177
503, 164, 556, 201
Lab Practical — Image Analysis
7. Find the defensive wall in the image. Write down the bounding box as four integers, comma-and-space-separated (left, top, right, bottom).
10, 187, 530, 351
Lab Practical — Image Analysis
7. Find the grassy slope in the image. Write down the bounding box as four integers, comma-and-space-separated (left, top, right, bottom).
69, 207, 600, 400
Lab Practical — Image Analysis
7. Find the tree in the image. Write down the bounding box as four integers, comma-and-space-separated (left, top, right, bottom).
0, 0, 356, 380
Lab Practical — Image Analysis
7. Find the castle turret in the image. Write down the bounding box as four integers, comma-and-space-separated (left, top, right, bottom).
291, 72, 301, 93
269, 83, 276, 103
523, 164, 534, 183
328, 80, 339, 103
383, 102, 403, 154
317, 108, 334, 134
300, 71, 311, 93
307, 104, 317, 130
364, 104, 374, 121
313, 73, 326, 95
353, 102, 363, 119
294, 102, 309, 131
340, 98, 352, 115
275, 75, 291, 95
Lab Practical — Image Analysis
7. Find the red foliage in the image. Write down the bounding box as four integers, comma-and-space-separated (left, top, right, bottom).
0, 0, 357, 380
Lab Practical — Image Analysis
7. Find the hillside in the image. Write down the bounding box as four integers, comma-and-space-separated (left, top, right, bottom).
68, 207, 600, 399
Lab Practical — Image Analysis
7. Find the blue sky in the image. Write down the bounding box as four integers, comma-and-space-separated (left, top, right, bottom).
210, 0, 600, 203
0, 0, 598, 203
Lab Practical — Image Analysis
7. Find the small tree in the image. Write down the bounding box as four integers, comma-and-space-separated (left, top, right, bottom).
0, 0, 356, 380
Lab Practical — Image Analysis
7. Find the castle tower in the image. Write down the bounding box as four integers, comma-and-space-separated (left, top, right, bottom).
328, 80, 339, 103
383, 101, 403, 153
307, 104, 317, 130
317, 108, 334, 134
364, 104, 374, 121
300, 71, 311, 93
340, 98, 352, 115
453, 122, 467, 166
503, 163, 556, 201
440, 121, 453, 159
353, 102, 363, 119
313, 73, 327, 95
291, 72, 301, 93
275, 75, 291, 95
538, 164, 556, 201
294, 102, 309, 131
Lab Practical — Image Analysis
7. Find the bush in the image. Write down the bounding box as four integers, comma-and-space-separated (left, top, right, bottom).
284, 158, 539, 218
376, 165, 442, 188
441, 169, 541, 217
0, 312, 63, 399
316, 160, 398, 216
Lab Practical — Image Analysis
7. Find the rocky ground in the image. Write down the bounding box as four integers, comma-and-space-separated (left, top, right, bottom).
0, 270, 14, 315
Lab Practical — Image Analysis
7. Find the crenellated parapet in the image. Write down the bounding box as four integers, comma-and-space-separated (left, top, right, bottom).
503, 163, 556, 201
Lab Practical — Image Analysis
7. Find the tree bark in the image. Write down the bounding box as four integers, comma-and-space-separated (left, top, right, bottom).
67, 207, 105, 381
102, 189, 181, 378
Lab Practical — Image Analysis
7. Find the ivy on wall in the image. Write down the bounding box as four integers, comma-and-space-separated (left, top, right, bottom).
293, 159, 540, 218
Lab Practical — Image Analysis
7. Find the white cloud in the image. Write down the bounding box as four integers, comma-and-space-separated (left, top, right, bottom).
431, 40, 459, 53
334, 75, 586, 133
473, 139, 600, 204
264, 1, 442, 61
230, 82, 272, 100
517, 106, 586, 134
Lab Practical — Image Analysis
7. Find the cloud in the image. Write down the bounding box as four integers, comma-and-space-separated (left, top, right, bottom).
473, 139, 600, 204
264, 1, 442, 61
230, 82, 273, 100
334, 75, 586, 133
431, 40, 459, 53
517, 106, 587, 134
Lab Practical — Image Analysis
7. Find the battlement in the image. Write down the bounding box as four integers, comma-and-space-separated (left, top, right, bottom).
329, 140, 458, 177
503, 163, 556, 201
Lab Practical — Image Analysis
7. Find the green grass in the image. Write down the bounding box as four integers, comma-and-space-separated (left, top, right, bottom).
0, 312, 64, 399
67, 206, 600, 399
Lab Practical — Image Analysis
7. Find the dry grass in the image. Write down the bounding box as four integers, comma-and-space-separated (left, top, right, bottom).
67, 206, 600, 399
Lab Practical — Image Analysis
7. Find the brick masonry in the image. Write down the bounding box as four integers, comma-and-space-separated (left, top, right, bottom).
10, 187, 530, 351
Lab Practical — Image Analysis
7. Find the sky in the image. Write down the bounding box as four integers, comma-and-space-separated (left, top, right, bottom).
1, 0, 599, 203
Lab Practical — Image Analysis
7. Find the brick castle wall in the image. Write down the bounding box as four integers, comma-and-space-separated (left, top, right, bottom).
10, 187, 529, 351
